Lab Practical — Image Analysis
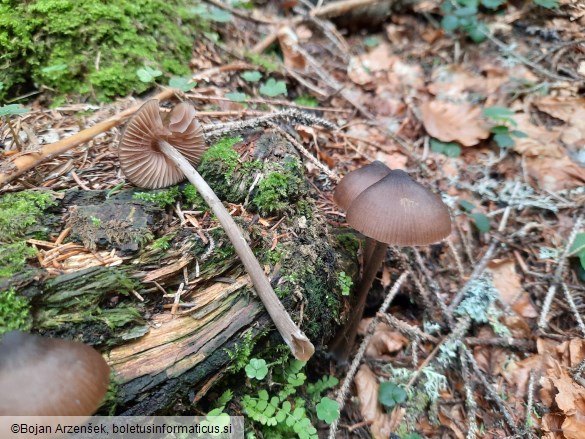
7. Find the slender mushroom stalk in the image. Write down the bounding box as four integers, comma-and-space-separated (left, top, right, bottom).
330, 168, 452, 361
119, 100, 314, 361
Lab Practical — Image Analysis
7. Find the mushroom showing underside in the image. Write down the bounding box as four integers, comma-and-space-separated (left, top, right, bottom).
330, 167, 451, 360
0, 330, 110, 415
118, 100, 314, 361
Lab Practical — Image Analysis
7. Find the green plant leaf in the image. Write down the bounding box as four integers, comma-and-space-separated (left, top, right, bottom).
471, 212, 490, 233
0, 104, 29, 117
458, 199, 476, 212
245, 358, 268, 380
136, 66, 162, 83
534, 0, 559, 8
225, 91, 248, 102
294, 95, 319, 107
466, 21, 488, 43
511, 130, 528, 138
441, 15, 460, 32
569, 233, 585, 257
482, 106, 515, 120
208, 7, 233, 22
260, 78, 287, 97
481, 0, 506, 8
316, 397, 340, 424
169, 76, 196, 91
364, 36, 380, 47
240, 71, 262, 83
41, 64, 68, 74
378, 382, 407, 409
455, 5, 478, 16
490, 125, 510, 134
493, 132, 515, 148
430, 139, 461, 157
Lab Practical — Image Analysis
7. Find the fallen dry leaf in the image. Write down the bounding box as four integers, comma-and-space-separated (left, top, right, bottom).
420, 100, 490, 146
512, 113, 563, 158
355, 365, 396, 439
488, 259, 538, 318
277, 27, 306, 70
533, 96, 585, 148
525, 154, 585, 191
358, 318, 408, 358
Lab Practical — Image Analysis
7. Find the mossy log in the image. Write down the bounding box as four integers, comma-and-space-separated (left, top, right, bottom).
2, 131, 359, 414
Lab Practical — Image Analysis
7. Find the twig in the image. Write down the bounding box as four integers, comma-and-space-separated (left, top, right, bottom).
203, 108, 337, 142
378, 312, 439, 343
328, 271, 410, 439
267, 122, 339, 182
462, 346, 520, 434
413, 248, 453, 326
449, 181, 521, 312
538, 213, 584, 330
460, 343, 478, 439
561, 282, 585, 337
525, 370, 537, 432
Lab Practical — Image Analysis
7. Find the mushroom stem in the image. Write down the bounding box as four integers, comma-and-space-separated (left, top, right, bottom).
363, 237, 375, 268
330, 240, 388, 361
158, 140, 315, 361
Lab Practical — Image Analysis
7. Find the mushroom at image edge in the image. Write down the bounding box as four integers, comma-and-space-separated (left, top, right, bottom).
118, 100, 314, 361
330, 168, 452, 360
0, 330, 110, 416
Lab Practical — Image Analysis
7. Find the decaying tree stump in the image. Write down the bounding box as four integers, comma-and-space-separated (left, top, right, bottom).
3, 130, 358, 414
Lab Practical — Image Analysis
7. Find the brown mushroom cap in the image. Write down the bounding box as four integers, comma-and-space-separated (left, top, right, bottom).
334, 160, 391, 210
346, 169, 451, 245
119, 99, 206, 189
0, 331, 110, 416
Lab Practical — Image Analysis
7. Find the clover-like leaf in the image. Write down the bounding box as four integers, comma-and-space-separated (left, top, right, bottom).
0, 104, 29, 117
169, 76, 196, 92
471, 212, 490, 233
240, 71, 262, 83
225, 91, 248, 102
316, 397, 339, 424
260, 78, 287, 97
137, 66, 162, 83
378, 382, 407, 409
245, 358, 268, 380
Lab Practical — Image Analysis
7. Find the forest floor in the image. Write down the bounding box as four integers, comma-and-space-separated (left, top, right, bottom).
1, 0, 585, 438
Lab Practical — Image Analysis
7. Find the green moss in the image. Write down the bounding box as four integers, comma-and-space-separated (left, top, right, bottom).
245, 52, 280, 72
0, 190, 55, 242
337, 271, 353, 296
133, 186, 180, 207
150, 232, 177, 251
0, 190, 55, 278
0, 288, 32, 334
0, 0, 205, 102
200, 136, 242, 179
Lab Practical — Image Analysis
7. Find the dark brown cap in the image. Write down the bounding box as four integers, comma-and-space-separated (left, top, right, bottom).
334, 161, 391, 210
119, 100, 206, 189
0, 331, 110, 416
346, 169, 451, 245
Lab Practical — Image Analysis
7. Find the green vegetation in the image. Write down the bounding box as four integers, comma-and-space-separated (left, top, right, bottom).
0, 288, 32, 334
240, 357, 339, 438
199, 136, 242, 184
133, 186, 180, 208
337, 271, 353, 296
379, 381, 407, 410
440, 0, 558, 43
0, 190, 55, 278
294, 95, 319, 108
0, 0, 206, 102
245, 52, 280, 72
259, 78, 288, 98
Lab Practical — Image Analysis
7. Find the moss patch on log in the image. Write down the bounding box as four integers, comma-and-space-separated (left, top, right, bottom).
0, 0, 206, 102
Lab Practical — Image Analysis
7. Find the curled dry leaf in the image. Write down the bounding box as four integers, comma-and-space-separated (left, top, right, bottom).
487, 259, 538, 318
277, 27, 306, 70
358, 318, 408, 358
420, 100, 490, 147
533, 96, 585, 148
538, 338, 585, 439
355, 365, 397, 439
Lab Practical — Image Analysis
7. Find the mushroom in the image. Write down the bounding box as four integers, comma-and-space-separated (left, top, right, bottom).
330, 167, 451, 360
118, 99, 314, 361
0, 330, 110, 415
333, 160, 391, 264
